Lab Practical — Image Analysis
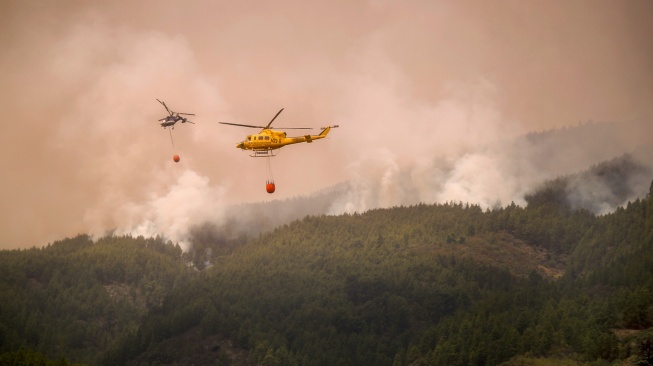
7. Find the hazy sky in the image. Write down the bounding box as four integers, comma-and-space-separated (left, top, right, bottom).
2, 0, 652, 249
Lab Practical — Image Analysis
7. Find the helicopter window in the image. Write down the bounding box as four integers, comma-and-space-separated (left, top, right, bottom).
258, 136, 264, 140
265, 136, 270, 140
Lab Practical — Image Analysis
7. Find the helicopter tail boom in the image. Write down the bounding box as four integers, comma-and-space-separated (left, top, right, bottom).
318, 125, 338, 137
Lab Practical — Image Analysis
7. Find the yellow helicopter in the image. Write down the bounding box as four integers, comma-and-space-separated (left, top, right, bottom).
219, 108, 338, 157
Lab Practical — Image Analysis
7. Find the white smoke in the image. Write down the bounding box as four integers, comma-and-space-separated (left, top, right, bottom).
113, 170, 227, 250
326, 71, 530, 214
44, 19, 232, 249
3, 1, 652, 250
46, 21, 653, 248
324, 66, 651, 214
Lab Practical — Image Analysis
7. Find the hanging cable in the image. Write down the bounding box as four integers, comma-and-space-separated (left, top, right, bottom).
267, 155, 274, 182
169, 128, 175, 149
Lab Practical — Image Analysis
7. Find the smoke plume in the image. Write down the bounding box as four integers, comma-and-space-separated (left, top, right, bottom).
1, 0, 652, 249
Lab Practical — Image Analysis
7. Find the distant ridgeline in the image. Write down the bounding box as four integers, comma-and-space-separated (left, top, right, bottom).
525, 153, 652, 214
1, 179, 653, 364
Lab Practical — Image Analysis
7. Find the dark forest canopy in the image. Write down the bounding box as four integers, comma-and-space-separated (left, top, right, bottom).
1, 176, 653, 365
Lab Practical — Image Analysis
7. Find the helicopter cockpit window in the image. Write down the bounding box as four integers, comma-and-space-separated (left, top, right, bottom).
246, 136, 251, 141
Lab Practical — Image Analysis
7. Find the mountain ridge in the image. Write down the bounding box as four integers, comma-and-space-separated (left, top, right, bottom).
1, 128, 652, 364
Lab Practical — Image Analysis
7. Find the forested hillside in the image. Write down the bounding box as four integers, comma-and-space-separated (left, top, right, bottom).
1, 178, 652, 365
0, 236, 192, 365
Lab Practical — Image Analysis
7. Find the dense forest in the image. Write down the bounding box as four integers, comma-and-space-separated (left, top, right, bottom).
1, 158, 653, 365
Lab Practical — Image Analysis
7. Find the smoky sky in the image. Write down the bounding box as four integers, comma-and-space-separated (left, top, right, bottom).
1, 0, 652, 249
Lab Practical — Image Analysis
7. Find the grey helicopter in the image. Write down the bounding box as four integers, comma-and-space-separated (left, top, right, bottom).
157, 99, 195, 129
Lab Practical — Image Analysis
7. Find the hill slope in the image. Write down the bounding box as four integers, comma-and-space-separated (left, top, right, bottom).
0, 235, 192, 365
119, 192, 652, 365
1, 177, 652, 365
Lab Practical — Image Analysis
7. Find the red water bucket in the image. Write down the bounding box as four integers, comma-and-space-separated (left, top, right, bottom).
266, 181, 275, 194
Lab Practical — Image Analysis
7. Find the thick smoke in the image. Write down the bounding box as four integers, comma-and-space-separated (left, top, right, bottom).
47, 22, 229, 249
2, 1, 652, 249
112, 170, 227, 251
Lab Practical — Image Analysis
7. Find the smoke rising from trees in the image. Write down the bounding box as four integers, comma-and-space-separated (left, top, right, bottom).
1, 0, 652, 249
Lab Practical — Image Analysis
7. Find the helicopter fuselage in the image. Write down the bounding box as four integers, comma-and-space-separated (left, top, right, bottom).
236, 126, 335, 152
160, 115, 193, 129
160, 119, 177, 128
219, 108, 337, 157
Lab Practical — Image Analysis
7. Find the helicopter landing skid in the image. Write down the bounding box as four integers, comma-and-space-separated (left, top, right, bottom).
250, 150, 278, 158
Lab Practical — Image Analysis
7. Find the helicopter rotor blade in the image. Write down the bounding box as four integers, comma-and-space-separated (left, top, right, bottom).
219, 122, 267, 129
264, 108, 284, 129
218, 122, 312, 130
157, 99, 172, 115
177, 113, 195, 116
273, 126, 313, 130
